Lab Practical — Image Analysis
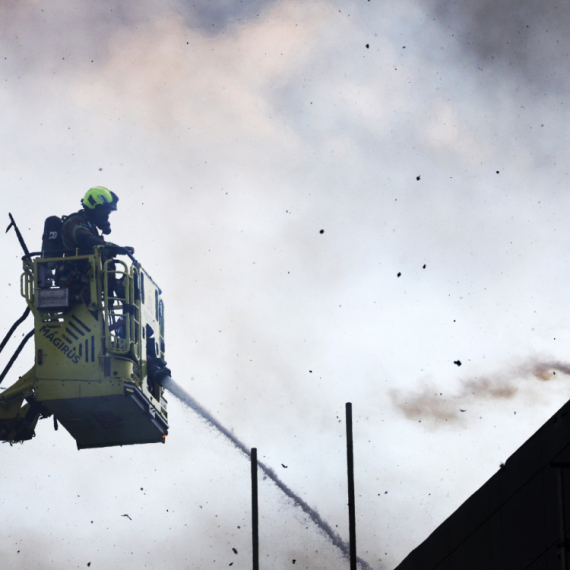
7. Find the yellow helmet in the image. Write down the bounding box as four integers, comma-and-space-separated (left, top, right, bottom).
82, 186, 118, 211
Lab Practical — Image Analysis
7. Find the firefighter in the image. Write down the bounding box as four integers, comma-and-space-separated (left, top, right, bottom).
60, 187, 133, 305
61, 186, 133, 255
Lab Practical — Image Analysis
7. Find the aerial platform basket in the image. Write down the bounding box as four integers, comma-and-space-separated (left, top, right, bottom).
0, 245, 169, 449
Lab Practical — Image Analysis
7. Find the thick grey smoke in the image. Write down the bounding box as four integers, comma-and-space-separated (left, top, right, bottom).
184, 0, 273, 33
163, 377, 375, 570
425, 0, 570, 91
3, 0, 570, 568
391, 360, 570, 425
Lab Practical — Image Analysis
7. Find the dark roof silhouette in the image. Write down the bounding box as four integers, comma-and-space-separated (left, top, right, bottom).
395, 399, 570, 569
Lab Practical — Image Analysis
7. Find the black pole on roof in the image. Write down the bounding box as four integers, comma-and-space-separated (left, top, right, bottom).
346, 402, 357, 570
251, 447, 259, 570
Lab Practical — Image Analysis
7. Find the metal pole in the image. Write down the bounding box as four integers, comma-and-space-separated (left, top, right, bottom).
346, 403, 357, 570
251, 447, 259, 570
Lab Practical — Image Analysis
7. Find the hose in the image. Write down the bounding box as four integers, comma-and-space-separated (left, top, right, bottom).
0, 329, 34, 385
0, 306, 31, 355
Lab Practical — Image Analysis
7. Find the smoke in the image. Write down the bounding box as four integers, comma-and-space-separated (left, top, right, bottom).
183, 0, 274, 33
425, 0, 570, 91
391, 360, 570, 425
3, 0, 570, 568
162, 376, 375, 570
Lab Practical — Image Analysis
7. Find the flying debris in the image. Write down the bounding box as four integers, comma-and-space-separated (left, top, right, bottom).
0, 213, 170, 449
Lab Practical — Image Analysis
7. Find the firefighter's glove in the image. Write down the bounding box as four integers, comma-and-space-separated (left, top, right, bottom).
104, 244, 128, 256
103, 244, 135, 258
148, 358, 171, 385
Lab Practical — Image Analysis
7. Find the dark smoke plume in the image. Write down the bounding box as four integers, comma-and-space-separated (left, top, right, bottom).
184, 0, 272, 34
391, 360, 570, 425
425, 0, 570, 92
163, 377, 375, 570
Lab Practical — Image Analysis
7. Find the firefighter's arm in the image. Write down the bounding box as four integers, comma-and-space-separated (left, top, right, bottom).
104, 243, 135, 255
71, 223, 107, 251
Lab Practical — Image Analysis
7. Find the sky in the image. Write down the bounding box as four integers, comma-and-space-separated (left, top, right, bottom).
2, 0, 570, 568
